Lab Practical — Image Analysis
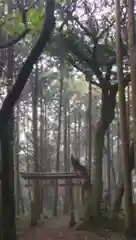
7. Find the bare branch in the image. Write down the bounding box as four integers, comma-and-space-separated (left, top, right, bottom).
97, 20, 115, 40
74, 16, 96, 41
0, 0, 55, 134
62, 33, 102, 81
68, 56, 100, 88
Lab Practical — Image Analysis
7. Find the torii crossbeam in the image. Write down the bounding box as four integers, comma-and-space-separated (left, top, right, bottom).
20, 172, 83, 180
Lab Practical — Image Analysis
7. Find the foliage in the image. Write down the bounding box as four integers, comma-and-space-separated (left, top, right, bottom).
2, 8, 44, 35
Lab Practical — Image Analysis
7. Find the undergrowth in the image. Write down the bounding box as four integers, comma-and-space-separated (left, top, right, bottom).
76, 214, 125, 233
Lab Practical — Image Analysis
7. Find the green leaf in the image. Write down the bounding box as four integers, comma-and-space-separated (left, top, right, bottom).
1, 7, 44, 36
2, 12, 25, 35
27, 8, 44, 32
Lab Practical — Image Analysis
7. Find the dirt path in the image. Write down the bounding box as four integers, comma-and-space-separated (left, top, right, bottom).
18, 216, 124, 240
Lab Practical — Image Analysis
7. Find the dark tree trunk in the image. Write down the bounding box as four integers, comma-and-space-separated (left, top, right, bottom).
1, 40, 16, 239
53, 58, 64, 216
1, 126, 16, 240
31, 64, 40, 226
106, 128, 111, 206
63, 98, 69, 214
0, 2, 55, 236
111, 143, 134, 215
90, 86, 117, 217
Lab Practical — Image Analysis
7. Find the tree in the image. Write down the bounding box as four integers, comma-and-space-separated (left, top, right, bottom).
115, 0, 134, 235
0, 0, 55, 237
127, 0, 136, 174
31, 64, 40, 226
52, 1, 129, 217
1, 1, 16, 237
87, 72, 93, 181
53, 58, 64, 216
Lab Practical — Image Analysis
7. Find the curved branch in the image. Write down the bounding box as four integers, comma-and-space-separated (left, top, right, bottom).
0, 0, 55, 135
68, 56, 100, 88
63, 34, 102, 80
73, 16, 96, 42
97, 20, 115, 40
0, 28, 30, 49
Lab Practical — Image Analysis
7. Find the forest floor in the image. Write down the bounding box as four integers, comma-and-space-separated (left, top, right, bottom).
18, 215, 126, 240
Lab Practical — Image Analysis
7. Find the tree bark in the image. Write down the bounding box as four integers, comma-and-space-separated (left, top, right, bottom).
115, 0, 134, 233
106, 128, 111, 206
90, 87, 117, 217
63, 98, 69, 214
31, 64, 40, 226
111, 143, 134, 215
1, 17, 16, 239
53, 58, 64, 216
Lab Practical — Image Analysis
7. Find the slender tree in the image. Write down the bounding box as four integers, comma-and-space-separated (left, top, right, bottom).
53, 58, 64, 216
63, 96, 69, 214
127, 0, 136, 171
87, 72, 92, 181
0, 0, 55, 233
31, 64, 40, 226
116, 0, 134, 234
1, 0, 17, 238
106, 129, 111, 206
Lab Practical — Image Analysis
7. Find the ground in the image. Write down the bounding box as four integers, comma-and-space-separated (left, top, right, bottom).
18, 215, 125, 240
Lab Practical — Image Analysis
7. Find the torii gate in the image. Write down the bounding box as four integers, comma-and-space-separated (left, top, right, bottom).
20, 171, 84, 227
20, 155, 91, 227
20, 172, 83, 180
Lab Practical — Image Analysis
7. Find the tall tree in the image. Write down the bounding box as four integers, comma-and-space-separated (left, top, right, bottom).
87, 72, 93, 181
31, 64, 40, 226
63, 95, 69, 214
53, 58, 64, 216
0, 1, 55, 233
127, 0, 136, 171
15, 102, 23, 215
106, 128, 111, 206
116, 0, 134, 234
1, 1, 17, 239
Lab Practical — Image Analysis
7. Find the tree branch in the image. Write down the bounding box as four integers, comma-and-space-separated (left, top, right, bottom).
68, 56, 100, 88
0, 28, 30, 49
62, 33, 102, 81
0, 0, 55, 135
71, 15, 96, 42
97, 20, 115, 40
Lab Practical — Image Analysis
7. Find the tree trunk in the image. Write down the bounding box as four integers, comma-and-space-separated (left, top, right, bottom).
53, 59, 64, 216
77, 110, 81, 160
63, 98, 69, 214
106, 128, 111, 206
69, 180, 76, 227
88, 78, 92, 180
90, 88, 117, 217
127, 0, 136, 173
1, 22, 17, 239
116, 0, 134, 233
15, 102, 25, 215
112, 143, 134, 215
31, 64, 40, 226
74, 110, 78, 155
39, 79, 44, 215
0, 0, 55, 231
25, 101, 32, 205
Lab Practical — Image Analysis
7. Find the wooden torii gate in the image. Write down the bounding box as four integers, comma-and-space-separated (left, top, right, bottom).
20, 171, 84, 227
20, 155, 91, 226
